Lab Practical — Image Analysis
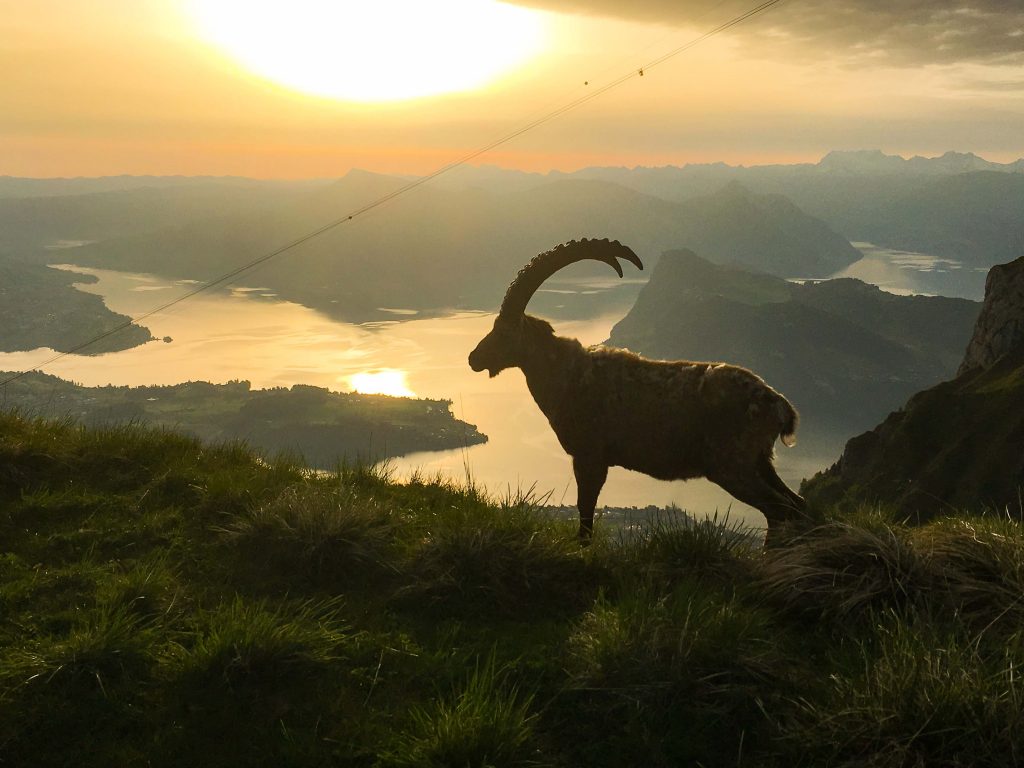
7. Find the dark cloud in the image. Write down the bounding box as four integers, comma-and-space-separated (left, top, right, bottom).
511, 1, 1024, 65
956, 76, 1024, 92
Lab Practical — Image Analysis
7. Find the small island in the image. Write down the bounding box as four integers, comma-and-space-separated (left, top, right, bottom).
0, 372, 487, 466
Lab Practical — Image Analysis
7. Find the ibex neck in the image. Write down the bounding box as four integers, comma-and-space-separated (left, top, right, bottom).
519, 333, 586, 419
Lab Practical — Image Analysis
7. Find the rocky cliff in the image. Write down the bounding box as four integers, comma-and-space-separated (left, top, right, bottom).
958, 256, 1024, 375
803, 255, 1024, 519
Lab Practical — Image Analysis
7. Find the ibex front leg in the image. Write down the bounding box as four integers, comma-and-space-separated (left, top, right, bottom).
573, 457, 607, 544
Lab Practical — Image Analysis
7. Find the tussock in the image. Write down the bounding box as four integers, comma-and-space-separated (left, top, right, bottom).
757, 519, 931, 623
608, 513, 760, 584
918, 517, 1024, 633
164, 596, 350, 689
220, 482, 397, 587
398, 497, 591, 615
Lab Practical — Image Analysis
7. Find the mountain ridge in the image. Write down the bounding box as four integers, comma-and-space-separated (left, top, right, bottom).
46, 177, 859, 323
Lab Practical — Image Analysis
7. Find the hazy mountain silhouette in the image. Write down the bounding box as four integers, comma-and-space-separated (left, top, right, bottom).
821, 172, 1024, 265
671, 181, 858, 276
28, 172, 857, 322
556, 152, 1024, 268
0, 175, 324, 200
0, 180, 315, 254
6, 151, 1017, 328
815, 149, 1022, 176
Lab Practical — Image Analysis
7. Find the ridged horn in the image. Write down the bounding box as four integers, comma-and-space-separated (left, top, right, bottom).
498, 238, 643, 317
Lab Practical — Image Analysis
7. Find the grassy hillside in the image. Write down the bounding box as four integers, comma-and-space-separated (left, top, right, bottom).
2, 412, 1023, 767
803, 350, 1024, 520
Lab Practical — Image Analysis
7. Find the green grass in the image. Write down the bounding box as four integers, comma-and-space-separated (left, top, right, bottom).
219, 482, 398, 590
3, 408, 1024, 767
788, 614, 1024, 767
758, 515, 931, 625
562, 580, 784, 767
382, 654, 544, 768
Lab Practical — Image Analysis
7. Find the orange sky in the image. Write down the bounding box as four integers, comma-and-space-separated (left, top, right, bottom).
2, 0, 1022, 178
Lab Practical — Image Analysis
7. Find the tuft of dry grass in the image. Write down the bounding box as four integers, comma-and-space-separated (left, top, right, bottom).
757, 519, 931, 624
916, 517, 1024, 634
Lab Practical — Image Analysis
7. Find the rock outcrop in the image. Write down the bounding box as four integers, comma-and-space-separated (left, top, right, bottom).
958, 255, 1024, 375
803, 255, 1024, 519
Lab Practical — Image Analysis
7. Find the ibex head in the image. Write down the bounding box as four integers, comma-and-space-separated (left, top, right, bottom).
468, 239, 643, 377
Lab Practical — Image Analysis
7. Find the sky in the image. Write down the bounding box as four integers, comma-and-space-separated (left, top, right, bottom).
2, 0, 1023, 178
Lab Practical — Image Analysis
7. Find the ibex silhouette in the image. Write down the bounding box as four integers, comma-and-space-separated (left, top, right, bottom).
469, 238, 806, 542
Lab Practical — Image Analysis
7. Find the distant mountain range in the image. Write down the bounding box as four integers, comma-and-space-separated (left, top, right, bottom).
0, 175, 323, 200
554, 152, 1024, 268
0, 181, 311, 252
3, 170, 859, 323
814, 149, 1024, 176
606, 250, 980, 436
2, 149, 1018, 344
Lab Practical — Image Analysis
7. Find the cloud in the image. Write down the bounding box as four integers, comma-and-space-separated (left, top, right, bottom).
512, 1, 1024, 65
955, 76, 1024, 92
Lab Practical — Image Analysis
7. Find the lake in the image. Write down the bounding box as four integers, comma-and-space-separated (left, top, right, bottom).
0, 241, 978, 530
836, 242, 987, 300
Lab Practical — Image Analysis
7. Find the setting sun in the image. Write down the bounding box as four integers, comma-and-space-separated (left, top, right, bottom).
348, 369, 416, 398
186, 0, 547, 102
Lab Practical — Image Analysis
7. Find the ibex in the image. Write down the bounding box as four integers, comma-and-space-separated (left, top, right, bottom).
468, 238, 806, 543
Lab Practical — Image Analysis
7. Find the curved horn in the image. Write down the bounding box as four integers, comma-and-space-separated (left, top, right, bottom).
498, 238, 643, 317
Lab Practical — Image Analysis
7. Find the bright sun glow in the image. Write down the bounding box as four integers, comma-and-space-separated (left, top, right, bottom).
348, 370, 416, 398
187, 0, 547, 102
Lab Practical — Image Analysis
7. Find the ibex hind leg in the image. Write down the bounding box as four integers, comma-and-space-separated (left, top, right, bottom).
757, 454, 805, 511
708, 470, 800, 547
573, 458, 608, 545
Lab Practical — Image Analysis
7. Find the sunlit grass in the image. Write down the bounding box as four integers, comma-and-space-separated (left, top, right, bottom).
563, 579, 784, 765
2, 603, 158, 695
397, 486, 593, 616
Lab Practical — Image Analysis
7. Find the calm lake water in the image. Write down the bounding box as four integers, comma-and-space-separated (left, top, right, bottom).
836, 243, 987, 300
0, 242, 979, 529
